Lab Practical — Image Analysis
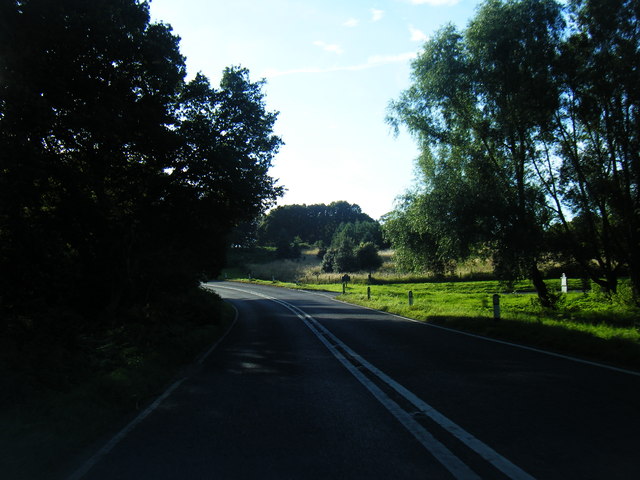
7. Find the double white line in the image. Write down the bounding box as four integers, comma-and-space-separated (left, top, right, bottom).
226, 286, 535, 480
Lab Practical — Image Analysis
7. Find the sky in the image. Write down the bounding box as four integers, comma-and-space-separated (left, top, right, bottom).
149, 0, 483, 220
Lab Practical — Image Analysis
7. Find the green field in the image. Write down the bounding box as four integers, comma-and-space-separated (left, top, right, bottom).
237, 277, 640, 372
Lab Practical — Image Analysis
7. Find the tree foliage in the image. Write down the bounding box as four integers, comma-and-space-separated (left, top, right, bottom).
386, 0, 640, 304
258, 201, 380, 246
321, 226, 383, 273
257, 201, 384, 272
355, 242, 384, 273
321, 241, 382, 274
0, 0, 282, 325
543, 0, 640, 295
331, 220, 384, 249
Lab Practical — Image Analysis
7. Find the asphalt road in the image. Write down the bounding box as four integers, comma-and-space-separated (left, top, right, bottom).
70, 282, 640, 480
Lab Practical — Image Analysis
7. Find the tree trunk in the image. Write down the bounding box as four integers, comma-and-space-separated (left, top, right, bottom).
529, 263, 554, 309
627, 252, 640, 306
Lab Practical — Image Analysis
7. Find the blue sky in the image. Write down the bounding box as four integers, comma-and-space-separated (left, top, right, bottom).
149, 0, 482, 219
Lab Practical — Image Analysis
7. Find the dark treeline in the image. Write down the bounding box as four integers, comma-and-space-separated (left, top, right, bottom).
386, 0, 639, 306
0, 1, 281, 339
257, 201, 383, 248
232, 201, 385, 273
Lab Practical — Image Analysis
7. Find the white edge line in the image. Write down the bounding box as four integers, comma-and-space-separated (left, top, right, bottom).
66, 379, 186, 480
215, 281, 640, 376
310, 317, 535, 480
197, 298, 239, 365
210, 286, 640, 479
212, 284, 537, 479
211, 283, 640, 478
66, 303, 238, 480
331, 296, 640, 378
273, 299, 481, 480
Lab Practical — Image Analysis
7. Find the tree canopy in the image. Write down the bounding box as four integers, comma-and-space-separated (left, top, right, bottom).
386, 0, 640, 304
258, 201, 380, 247
0, 0, 282, 323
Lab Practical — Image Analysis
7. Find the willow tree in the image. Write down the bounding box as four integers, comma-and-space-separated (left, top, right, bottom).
388, 0, 564, 307
542, 0, 640, 299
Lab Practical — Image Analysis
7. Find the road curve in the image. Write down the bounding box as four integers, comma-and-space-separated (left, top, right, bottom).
70, 282, 640, 480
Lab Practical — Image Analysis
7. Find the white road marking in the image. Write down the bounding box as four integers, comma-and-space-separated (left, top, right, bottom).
306, 311, 535, 480
334, 295, 640, 378
276, 299, 481, 480
215, 284, 535, 480
66, 303, 238, 480
66, 378, 187, 480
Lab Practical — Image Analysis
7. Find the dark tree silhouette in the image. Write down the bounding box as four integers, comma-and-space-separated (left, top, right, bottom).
0, 0, 282, 327
258, 201, 378, 246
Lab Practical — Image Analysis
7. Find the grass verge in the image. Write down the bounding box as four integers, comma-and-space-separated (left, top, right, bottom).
0, 287, 234, 480
235, 278, 640, 372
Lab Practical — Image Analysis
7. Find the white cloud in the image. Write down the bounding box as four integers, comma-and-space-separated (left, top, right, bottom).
367, 52, 417, 65
262, 52, 417, 78
343, 18, 359, 27
409, 0, 460, 5
409, 25, 429, 42
371, 9, 384, 21
313, 41, 344, 54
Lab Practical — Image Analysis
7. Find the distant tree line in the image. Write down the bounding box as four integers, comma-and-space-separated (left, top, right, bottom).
0, 1, 281, 330
386, 0, 639, 306
237, 201, 385, 272
257, 201, 382, 247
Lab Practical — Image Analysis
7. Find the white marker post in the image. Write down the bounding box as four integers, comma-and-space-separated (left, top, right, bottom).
561, 273, 568, 293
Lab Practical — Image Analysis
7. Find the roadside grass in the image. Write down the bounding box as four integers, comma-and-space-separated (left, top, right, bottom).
235, 278, 640, 372
0, 287, 233, 480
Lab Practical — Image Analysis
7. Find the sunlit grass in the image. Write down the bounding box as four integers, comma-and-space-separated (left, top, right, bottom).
236, 277, 640, 371
227, 247, 639, 369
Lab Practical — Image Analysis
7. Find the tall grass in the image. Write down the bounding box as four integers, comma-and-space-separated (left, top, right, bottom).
245, 249, 321, 281
230, 249, 500, 284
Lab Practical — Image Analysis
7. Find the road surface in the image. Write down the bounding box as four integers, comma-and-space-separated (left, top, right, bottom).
69, 282, 640, 479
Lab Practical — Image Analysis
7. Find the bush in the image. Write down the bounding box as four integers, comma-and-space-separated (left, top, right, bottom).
275, 238, 301, 259
321, 240, 382, 273
321, 249, 336, 273
356, 242, 383, 272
